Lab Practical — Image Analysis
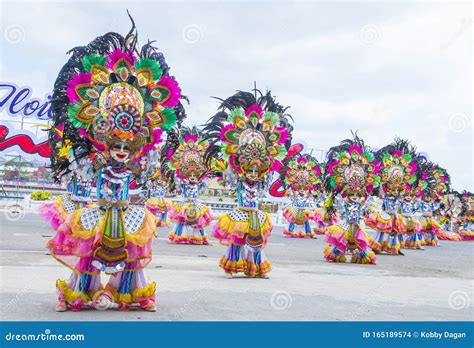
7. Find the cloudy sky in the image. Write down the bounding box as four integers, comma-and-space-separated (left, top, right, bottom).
1, 1, 472, 190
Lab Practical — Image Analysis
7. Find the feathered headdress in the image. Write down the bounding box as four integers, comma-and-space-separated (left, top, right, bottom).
283, 153, 323, 194
49, 13, 186, 181
164, 126, 209, 184
376, 138, 418, 197
325, 132, 380, 198
203, 88, 293, 183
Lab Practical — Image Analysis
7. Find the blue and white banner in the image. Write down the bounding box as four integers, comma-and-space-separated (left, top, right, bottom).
0, 321, 471, 348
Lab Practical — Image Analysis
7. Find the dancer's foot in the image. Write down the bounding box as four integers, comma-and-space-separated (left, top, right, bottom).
398, 250, 405, 255
225, 272, 233, 279
55, 301, 68, 312
141, 302, 156, 312
259, 274, 270, 279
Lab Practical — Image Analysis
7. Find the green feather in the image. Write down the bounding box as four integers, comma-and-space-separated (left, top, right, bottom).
402, 153, 412, 162
220, 143, 230, 159
81, 54, 106, 72
67, 102, 88, 129
274, 145, 287, 160
134, 58, 163, 81
262, 111, 279, 125
160, 108, 177, 132
228, 108, 245, 123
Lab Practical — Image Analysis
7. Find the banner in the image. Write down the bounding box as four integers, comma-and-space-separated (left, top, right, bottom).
0, 82, 52, 120
0, 121, 50, 160
0, 321, 471, 348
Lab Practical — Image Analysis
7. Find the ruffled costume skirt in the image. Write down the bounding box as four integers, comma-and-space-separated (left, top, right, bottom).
420, 217, 460, 244
168, 202, 213, 244
366, 211, 404, 254
145, 198, 170, 227
458, 224, 474, 241
324, 224, 376, 264
402, 215, 424, 249
282, 207, 315, 238
212, 209, 272, 277
311, 208, 339, 235
39, 194, 88, 232
50, 206, 157, 309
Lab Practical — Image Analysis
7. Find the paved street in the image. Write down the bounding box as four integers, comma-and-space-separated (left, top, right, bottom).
0, 211, 472, 321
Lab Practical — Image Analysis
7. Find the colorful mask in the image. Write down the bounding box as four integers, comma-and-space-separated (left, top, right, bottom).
64, 48, 181, 166
168, 129, 209, 183
284, 155, 323, 194
326, 136, 381, 199
220, 104, 288, 181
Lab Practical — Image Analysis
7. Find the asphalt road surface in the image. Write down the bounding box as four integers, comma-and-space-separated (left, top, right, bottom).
0, 211, 472, 321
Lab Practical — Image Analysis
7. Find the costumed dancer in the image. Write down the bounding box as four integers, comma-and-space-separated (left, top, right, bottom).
282, 154, 323, 238
366, 139, 418, 255
48, 17, 185, 311
144, 150, 171, 228
38, 132, 94, 234
401, 159, 426, 249
165, 127, 214, 245
417, 162, 449, 246
438, 191, 463, 241
458, 191, 474, 240
323, 133, 379, 265
203, 89, 293, 278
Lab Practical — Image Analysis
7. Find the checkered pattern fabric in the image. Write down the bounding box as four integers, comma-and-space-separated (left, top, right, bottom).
62, 195, 76, 214
80, 208, 100, 230
124, 207, 146, 234
228, 209, 266, 224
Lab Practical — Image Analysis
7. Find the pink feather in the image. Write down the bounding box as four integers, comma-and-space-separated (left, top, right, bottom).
66, 73, 92, 104
327, 160, 337, 175
271, 160, 282, 172
184, 134, 198, 144
155, 76, 181, 108
392, 149, 403, 158
274, 126, 288, 145
220, 124, 236, 142
106, 49, 136, 70
244, 104, 263, 118
348, 145, 363, 155
142, 129, 164, 154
